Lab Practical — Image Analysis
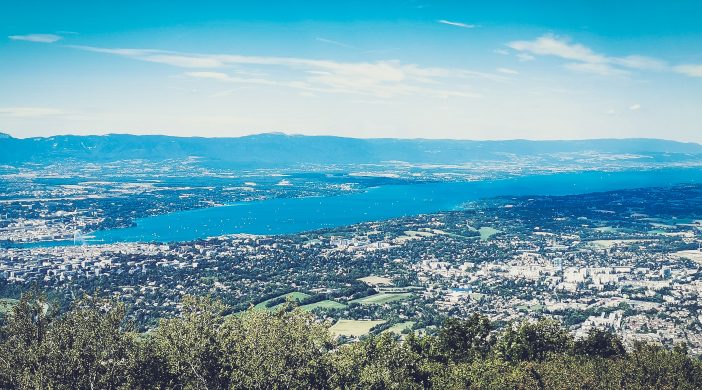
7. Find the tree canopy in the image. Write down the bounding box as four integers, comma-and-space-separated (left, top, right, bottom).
0, 291, 701, 389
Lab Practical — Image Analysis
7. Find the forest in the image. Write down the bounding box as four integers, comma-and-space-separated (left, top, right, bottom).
1, 291, 701, 389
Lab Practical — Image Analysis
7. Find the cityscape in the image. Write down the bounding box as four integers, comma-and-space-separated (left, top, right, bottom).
2, 145, 702, 354
2, 1, 702, 388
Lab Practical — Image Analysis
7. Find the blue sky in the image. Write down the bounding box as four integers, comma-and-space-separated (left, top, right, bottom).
1, 0, 701, 141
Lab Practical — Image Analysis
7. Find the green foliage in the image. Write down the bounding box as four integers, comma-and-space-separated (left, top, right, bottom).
1, 290, 702, 389
218, 307, 333, 389
573, 328, 626, 359
0, 290, 136, 389
153, 295, 227, 388
330, 332, 433, 389
496, 319, 573, 362
435, 313, 494, 363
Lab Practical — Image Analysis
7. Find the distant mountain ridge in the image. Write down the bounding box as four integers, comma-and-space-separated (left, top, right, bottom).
2, 132, 701, 168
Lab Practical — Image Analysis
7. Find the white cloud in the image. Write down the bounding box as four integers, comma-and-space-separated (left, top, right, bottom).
508, 35, 606, 63
8, 34, 62, 43
564, 62, 629, 76
674, 64, 702, 77
185, 71, 232, 81
496, 67, 518, 74
438, 20, 476, 29
506, 34, 669, 76
70, 46, 224, 68
516, 53, 535, 62
142, 54, 225, 68
612, 55, 666, 71
185, 71, 296, 89
74, 45, 499, 99
0, 107, 65, 117
629, 104, 641, 111
185, 70, 482, 99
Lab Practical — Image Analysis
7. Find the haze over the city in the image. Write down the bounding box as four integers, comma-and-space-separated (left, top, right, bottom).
1, 0, 701, 141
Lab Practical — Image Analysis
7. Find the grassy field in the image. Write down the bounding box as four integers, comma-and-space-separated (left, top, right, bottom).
253, 292, 311, 310
350, 292, 412, 305
403, 230, 435, 237
357, 275, 393, 286
383, 321, 416, 335
478, 227, 501, 240
301, 300, 347, 311
329, 319, 386, 337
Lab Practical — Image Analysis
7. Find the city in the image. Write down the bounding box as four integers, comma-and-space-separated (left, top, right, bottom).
3, 177, 701, 353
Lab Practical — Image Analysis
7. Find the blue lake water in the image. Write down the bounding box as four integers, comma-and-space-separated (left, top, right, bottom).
17, 168, 702, 247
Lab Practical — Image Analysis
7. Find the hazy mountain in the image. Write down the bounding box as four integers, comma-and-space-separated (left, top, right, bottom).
2, 133, 701, 168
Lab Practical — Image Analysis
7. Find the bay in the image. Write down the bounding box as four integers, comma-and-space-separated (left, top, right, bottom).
17, 168, 702, 246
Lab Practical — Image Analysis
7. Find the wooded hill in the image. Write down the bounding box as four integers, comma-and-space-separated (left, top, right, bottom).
1, 291, 701, 389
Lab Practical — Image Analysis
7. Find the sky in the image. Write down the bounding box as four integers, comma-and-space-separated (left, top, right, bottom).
1, 0, 701, 141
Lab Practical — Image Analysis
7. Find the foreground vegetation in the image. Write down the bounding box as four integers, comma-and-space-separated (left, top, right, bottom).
1, 291, 701, 389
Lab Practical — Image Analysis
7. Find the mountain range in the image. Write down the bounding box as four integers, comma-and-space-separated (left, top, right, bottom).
2, 132, 702, 168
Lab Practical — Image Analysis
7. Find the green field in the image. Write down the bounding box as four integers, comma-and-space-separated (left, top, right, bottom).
350, 292, 412, 305
403, 230, 435, 237
329, 319, 386, 337
301, 300, 347, 311
478, 227, 501, 240
383, 321, 416, 335
253, 292, 311, 310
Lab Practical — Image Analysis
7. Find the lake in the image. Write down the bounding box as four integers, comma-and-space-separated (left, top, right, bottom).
18, 168, 702, 246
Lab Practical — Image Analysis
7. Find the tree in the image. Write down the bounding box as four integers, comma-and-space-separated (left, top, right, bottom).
330, 332, 431, 389
153, 295, 228, 389
495, 319, 573, 362
0, 292, 138, 390
435, 313, 494, 363
574, 328, 625, 358
0, 288, 53, 388
39, 298, 135, 390
218, 307, 334, 389
620, 341, 702, 389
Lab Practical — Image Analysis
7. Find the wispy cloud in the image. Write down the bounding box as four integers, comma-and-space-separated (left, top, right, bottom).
315, 37, 357, 50
612, 55, 666, 71
564, 62, 629, 77
69, 46, 224, 68
438, 20, 476, 29
72, 45, 500, 99
674, 64, 702, 77
185, 69, 483, 99
507, 34, 667, 76
516, 53, 535, 62
508, 35, 606, 63
496, 67, 519, 75
8, 34, 62, 43
629, 104, 641, 111
0, 107, 65, 117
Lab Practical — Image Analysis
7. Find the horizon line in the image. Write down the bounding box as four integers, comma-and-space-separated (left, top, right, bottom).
2, 131, 701, 145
